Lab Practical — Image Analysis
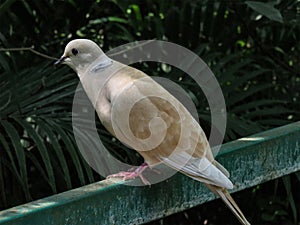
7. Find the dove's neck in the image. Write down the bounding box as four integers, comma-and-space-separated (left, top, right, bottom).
76, 53, 111, 78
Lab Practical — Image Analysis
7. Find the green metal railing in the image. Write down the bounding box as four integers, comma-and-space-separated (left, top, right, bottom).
0, 122, 299, 225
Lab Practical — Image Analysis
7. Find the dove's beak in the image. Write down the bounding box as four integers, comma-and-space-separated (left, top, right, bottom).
54, 56, 67, 66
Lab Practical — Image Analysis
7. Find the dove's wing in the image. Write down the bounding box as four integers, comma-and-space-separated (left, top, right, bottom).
106, 65, 233, 189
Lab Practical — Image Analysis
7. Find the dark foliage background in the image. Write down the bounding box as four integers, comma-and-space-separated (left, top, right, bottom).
0, 0, 299, 224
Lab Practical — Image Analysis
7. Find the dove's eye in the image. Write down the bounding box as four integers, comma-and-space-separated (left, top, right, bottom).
71, 48, 79, 56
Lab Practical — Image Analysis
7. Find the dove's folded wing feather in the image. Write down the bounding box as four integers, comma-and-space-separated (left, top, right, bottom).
106, 66, 232, 189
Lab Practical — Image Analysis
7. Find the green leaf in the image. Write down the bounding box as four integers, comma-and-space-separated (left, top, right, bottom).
228, 83, 273, 106
0, 0, 17, 17
48, 120, 87, 186
0, 158, 28, 202
282, 176, 297, 223
130, 4, 143, 31
0, 120, 31, 200
14, 118, 57, 193
0, 132, 21, 192
296, 171, 300, 183
36, 119, 72, 189
223, 68, 269, 94
26, 151, 49, 186
244, 107, 295, 119
231, 99, 285, 114
245, 1, 283, 23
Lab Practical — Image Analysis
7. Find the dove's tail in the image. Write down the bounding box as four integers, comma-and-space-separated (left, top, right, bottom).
206, 184, 251, 225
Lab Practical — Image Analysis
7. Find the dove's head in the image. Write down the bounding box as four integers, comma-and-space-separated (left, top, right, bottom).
55, 39, 105, 73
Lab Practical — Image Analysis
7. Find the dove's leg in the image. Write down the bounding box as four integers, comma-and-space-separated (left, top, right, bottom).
107, 163, 150, 185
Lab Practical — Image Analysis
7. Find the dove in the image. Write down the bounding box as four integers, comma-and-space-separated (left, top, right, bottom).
55, 39, 251, 225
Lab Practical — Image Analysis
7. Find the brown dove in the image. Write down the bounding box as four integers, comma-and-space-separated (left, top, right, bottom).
55, 39, 251, 225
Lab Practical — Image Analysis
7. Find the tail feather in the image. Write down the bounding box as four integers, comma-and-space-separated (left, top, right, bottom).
206, 184, 251, 225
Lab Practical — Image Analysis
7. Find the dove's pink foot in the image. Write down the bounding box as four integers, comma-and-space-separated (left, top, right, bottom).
107, 163, 150, 185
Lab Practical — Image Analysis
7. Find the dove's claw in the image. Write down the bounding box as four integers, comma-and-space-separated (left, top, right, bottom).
107, 163, 151, 185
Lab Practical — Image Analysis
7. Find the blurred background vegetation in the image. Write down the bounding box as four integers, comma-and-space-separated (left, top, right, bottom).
0, 0, 299, 224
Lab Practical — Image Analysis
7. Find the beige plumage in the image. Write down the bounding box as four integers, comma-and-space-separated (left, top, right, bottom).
55, 39, 250, 225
